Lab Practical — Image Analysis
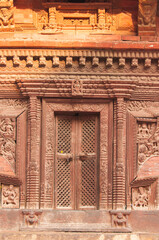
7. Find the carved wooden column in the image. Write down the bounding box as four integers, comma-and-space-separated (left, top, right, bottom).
138, 0, 157, 37
49, 7, 56, 29
113, 98, 126, 209
27, 96, 41, 209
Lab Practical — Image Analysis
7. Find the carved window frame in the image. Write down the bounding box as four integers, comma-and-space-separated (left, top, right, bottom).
40, 98, 113, 210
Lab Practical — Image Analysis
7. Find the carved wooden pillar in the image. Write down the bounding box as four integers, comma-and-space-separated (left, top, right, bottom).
49, 7, 56, 28
138, 0, 157, 37
27, 96, 41, 209
113, 98, 126, 209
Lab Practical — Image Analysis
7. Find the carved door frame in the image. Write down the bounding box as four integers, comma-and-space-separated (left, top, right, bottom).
40, 98, 113, 210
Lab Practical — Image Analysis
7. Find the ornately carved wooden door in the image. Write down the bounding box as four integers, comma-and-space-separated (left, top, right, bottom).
55, 114, 99, 210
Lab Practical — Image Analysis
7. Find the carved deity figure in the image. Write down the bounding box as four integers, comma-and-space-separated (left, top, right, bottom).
25, 212, 39, 227
0, 0, 14, 30
132, 186, 150, 209
113, 212, 128, 228
138, 0, 157, 26
3, 185, 17, 205
0, 118, 15, 170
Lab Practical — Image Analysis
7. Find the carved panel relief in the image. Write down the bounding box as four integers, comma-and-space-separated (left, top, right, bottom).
137, 121, 158, 165
132, 186, 150, 209
0, 118, 16, 171
2, 184, 19, 208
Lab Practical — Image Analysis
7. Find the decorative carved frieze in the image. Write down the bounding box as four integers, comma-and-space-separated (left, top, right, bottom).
0, 0, 15, 31
2, 184, 19, 208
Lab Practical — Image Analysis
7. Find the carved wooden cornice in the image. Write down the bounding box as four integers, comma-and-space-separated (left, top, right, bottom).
0, 48, 158, 59
0, 48, 158, 99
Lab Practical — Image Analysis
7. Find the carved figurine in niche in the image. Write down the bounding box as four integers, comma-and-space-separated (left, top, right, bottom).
2, 184, 19, 208
138, 0, 157, 26
72, 79, 83, 96
132, 186, 150, 209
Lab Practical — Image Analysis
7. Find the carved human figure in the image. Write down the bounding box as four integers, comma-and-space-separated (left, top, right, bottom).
138, 0, 157, 26
113, 212, 127, 228
133, 186, 150, 208
25, 212, 39, 227
3, 185, 17, 205
0, 4, 14, 29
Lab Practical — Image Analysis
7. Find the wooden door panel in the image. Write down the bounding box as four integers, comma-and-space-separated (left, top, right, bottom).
55, 115, 75, 209
77, 115, 98, 210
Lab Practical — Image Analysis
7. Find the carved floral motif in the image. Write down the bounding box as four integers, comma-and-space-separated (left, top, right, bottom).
2, 184, 19, 208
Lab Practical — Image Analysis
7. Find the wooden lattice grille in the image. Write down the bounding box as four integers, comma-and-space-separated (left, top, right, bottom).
55, 114, 98, 210
55, 116, 73, 209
